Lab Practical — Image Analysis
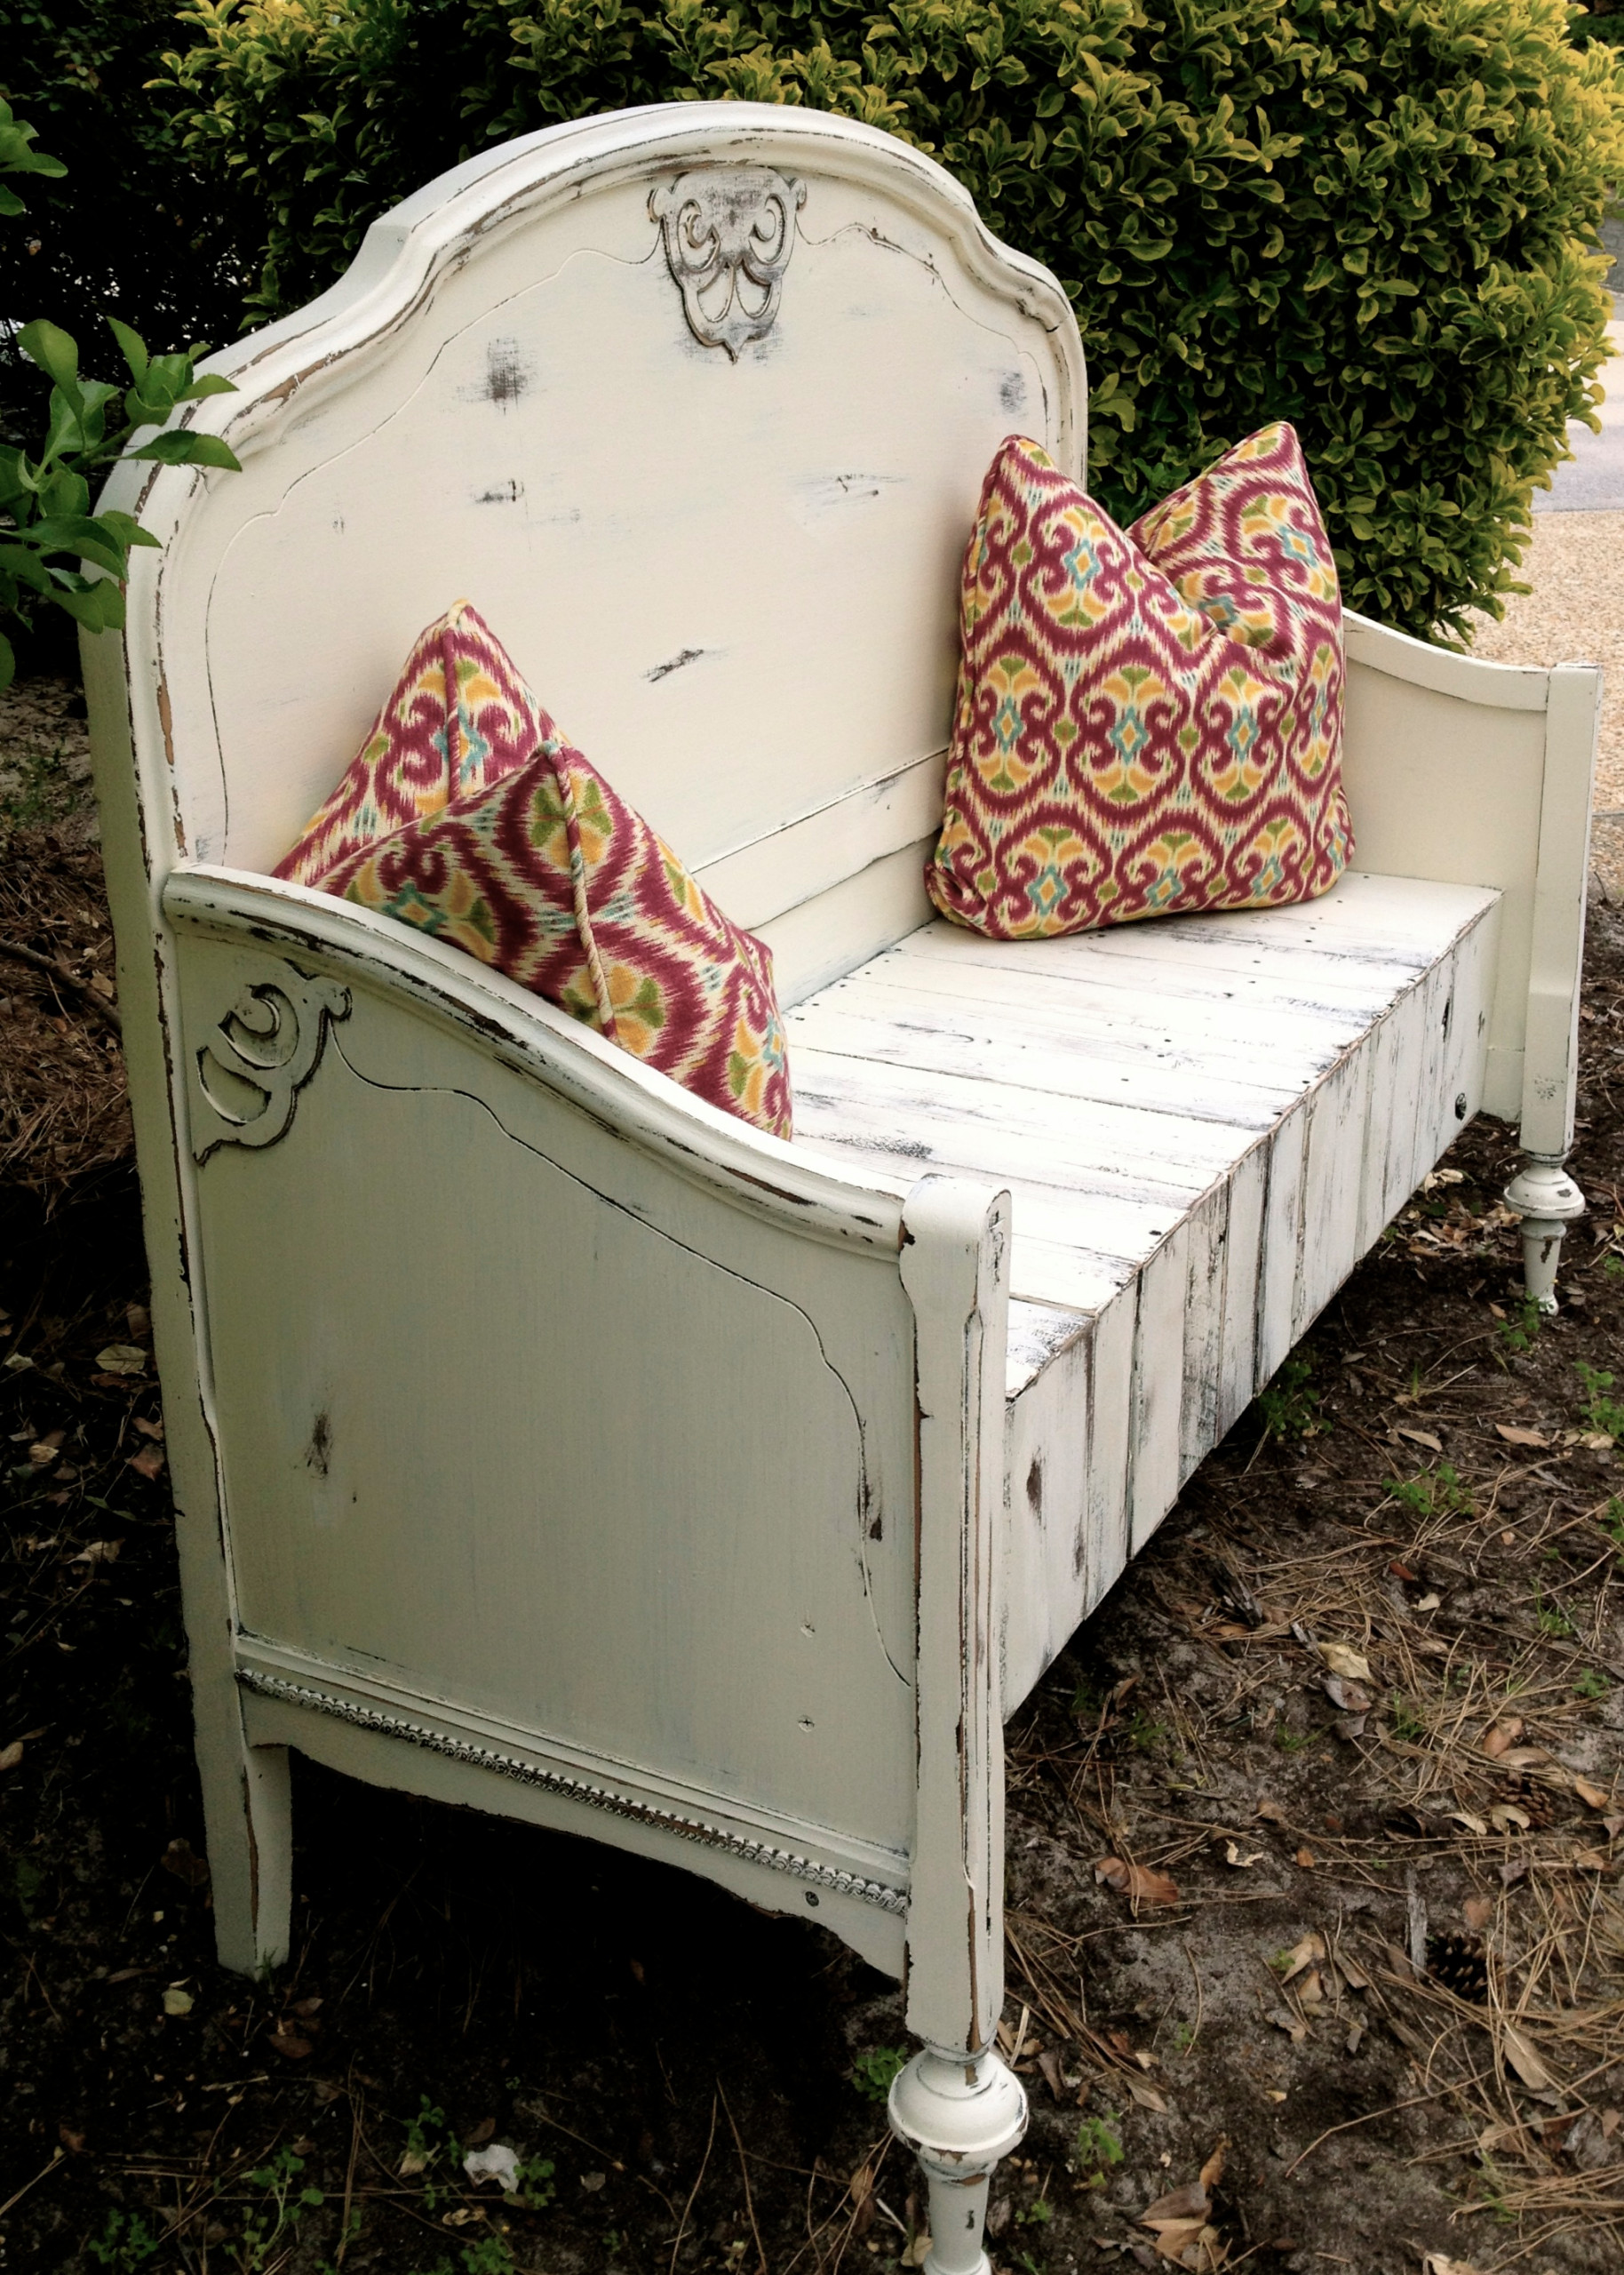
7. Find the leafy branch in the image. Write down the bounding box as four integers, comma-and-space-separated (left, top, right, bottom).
0, 96, 241, 690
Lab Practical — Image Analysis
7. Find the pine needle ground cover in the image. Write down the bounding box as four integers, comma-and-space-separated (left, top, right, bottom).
2, 675, 1623, 2271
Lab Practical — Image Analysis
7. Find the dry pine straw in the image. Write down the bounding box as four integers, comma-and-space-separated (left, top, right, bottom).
2, 728, 1624, 2271
0, 823, 131, 1201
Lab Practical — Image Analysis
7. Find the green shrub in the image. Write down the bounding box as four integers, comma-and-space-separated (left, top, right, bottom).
159, 0, 1624, 639
0, 2, 253, 434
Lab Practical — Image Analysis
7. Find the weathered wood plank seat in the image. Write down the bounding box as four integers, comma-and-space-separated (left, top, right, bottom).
784, 868, 1501, 1700
85, 101, 1596, 2275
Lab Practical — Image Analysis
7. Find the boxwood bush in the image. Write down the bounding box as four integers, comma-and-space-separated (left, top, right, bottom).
159, 0, 1624, 639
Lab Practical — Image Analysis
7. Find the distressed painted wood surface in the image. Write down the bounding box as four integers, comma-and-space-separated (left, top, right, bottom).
784, 871, 1501, 1704
86, 98, 1598, 2122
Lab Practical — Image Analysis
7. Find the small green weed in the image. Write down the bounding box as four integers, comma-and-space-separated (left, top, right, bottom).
1015, 2198, 1054, 2228
87, 2213, 160, 2271
1172, 2020, 1196, 2052
235, 2148, 322, 2271
1389, 1693, 1427, 1744
1576, 1362, 1624, 1441
1604, 1253, 1624, 1281
398, 2097, 455, 2210
851, 2047, 907, 2103
1533, 1589, 1574, 1641
1574, 1668, 1609, 1700
513, 2156, 555, 2211
457, 2239, 519, 2275
1256, 1350, 1322, 1440
1073, 2113, 1124, 2186
1124, 1710, 1172, 1756
1274, 1726, 1315, 1753
1473, 2151, 1517, 2226
1602, 1498, 1624, 1552
1498, 1297, 1542, 1355
1385, 1462, 1472, 1519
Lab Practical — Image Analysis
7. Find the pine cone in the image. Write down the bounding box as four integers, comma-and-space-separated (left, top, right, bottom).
1502, 1773, 1555, 1829
1427, 1930, 1488, 2004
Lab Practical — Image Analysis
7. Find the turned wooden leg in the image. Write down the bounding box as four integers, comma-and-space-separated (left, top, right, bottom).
889, 2045, 1028, 2275
1504, 1153, 1587, 1314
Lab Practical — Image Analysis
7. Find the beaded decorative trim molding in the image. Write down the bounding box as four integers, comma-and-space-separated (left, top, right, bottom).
237, 1667, 909, 1916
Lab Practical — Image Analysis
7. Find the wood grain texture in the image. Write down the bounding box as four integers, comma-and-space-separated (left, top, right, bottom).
783, 874, 1501, 1706
84, 104, 1594, 2011
900, 1177, 1011, 2053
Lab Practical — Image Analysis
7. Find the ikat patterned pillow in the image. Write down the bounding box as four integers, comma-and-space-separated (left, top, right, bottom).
275, 603, 792, 1138
925, 424, 1351, 939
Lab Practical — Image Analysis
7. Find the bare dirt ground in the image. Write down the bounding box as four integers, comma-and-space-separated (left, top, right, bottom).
3, 673, 1622, 2275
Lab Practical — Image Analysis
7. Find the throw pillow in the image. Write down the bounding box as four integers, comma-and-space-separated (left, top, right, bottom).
925, 424, 1351, 938
275, 603, 792, 1138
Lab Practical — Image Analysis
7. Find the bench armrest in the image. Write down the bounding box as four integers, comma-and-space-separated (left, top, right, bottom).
1341, 610, 1599, 1154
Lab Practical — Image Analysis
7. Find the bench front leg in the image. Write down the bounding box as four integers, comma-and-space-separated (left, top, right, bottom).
892, 1177, 1027, 2275
1507, 665, 1598, 1310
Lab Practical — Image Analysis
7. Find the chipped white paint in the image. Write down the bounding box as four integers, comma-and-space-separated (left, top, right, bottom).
84, 103, 1596, 2272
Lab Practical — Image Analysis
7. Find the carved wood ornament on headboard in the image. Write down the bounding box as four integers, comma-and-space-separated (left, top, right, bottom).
651, 167, 807, 357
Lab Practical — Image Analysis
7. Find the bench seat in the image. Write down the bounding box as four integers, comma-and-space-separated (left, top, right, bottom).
788, 868, 1501, 1701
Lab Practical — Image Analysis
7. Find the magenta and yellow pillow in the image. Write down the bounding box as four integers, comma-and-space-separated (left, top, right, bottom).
275, 602, 792, 1138
926, 424, 1351, 938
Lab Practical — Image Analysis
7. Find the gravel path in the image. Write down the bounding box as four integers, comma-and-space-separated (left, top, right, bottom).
1468, 512, 1624, 904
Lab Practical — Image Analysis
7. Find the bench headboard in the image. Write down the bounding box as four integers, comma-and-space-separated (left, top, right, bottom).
107, 103, 1084, 995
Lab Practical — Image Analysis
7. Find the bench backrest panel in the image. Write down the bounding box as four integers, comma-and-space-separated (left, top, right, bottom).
131, 108, 1083, 920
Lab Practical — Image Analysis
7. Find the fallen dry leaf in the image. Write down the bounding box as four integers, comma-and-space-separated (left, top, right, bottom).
1463, 1896, 1493, 1932
1126, 2077, 1170, 2113
1198, 2142, 1227, 2192
1575, 1776, 1609, 1810
161, 1838, 210, 1889
1495, 1424, 1549, 1449
1501, 2023, 1554, 2091
0, 1740, 23, 1773
1095, 1856, 1182, 1907
1572, 1848, 1610, 1871
1142, 2182, 1206, 2225
1338, 1952, 1371, 1991
1255, 1798, 1288, 1825
1223, 1840, 1264, 1868
132, 1415, 163, 1441
1316, 1642, 1373, 1683
1277, 1932, 1325, 1983
1489, 1804, 1532, 1833
1296, 1969, 1325, 2014
1321, 1673, 1372, 1712
1396, 1426, 1443, 1453
162, 1987, 194, 2017
1413, 1592, 1442, 1612
1294, 1848, 1318, 1869
1449, 1810, 1489, 1837
267, 2027, 314, 2061
1481, 1717, 1524, 1759
126, 1444, 165, 1481
69, 1539, 121, 1566
94, 1344, 147, 1376
1580, 1431, 1617, 1451
1421, 2255, 1489, 2275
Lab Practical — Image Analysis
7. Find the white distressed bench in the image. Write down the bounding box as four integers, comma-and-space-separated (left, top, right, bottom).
86, 103, 1596, 2273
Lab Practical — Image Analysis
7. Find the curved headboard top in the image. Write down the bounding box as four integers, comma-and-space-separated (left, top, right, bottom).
106, 101, 1087, 883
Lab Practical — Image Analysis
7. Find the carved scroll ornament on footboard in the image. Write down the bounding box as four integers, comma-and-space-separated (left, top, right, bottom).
190, 973, 351, 1162
651, 167, 806, 359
